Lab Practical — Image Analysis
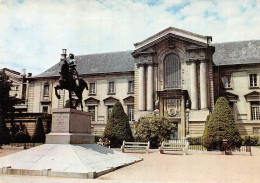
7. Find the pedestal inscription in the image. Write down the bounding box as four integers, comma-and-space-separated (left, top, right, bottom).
52, 114, 69, 132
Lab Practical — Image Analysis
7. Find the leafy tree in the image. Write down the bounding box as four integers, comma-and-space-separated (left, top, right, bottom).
31, 116, 46, 143
202, 97, 242, 150
103, 102, 133, 147
135, 116, 176, 148
0, 70, 13, 144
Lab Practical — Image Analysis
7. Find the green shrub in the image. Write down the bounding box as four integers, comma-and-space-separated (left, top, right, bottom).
32, 116, 46, 143
187, 136, 202, 145
135, 116, 176, 148
241, 135, 260, 146
202, 97, 242, 150
14, 131, 31, 143
103, 102, 133, 147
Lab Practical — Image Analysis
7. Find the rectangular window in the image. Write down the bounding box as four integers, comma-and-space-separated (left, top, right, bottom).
88, 106, 96, 121
42, 106, 48, 113
43, 85, 49, 96
89, 83, 96, 95
251, 102, 260, 120
128, 105, 134, 121
223, 75, 231, 89
250, 74, 258, 87
128, 81, 134, 93
108, 82, 115, 94
108, 105, 113, 120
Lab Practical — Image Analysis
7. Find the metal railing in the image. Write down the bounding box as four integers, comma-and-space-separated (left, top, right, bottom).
167, 138, 251, 153
9, 143, 43, 149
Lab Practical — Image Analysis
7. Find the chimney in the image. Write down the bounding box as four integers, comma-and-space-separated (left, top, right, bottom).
61, 49, 67, 60
21, 69, 26, 76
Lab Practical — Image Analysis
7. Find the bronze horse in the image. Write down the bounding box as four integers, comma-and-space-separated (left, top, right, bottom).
55, 57, 88, 110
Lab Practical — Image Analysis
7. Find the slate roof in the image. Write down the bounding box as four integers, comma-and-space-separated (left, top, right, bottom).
212, 40, 260, 66
35, 51, 135, 78
35, 40, 260, 78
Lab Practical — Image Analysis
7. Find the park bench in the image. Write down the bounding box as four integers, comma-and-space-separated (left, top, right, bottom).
159, 140, 189, 155
121, 141, 150, 153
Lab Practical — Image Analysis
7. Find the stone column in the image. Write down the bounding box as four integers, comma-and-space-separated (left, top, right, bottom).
138, 65, 145, 110
200, 60, 208, 109
190, 61, 198, 109
26, 80, 29, 105
181, 95, 186, 137
147, 64, 153, 111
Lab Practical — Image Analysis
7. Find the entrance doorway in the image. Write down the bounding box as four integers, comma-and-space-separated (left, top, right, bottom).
170, 123, 178, 140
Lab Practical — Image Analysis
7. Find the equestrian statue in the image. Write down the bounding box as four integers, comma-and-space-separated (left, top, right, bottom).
55, 49, 88, 110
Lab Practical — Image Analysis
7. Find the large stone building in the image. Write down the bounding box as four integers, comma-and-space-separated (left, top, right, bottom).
5, 27, 260, 138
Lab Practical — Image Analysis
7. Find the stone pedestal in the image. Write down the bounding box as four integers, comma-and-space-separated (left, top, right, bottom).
46, 108, 95, 144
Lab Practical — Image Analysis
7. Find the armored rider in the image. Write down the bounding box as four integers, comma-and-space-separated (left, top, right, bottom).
68, 53, 79, 86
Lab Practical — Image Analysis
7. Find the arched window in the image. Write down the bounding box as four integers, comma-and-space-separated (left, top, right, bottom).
164, 54, 181, 89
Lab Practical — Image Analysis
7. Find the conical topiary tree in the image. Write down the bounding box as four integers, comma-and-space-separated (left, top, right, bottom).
203, 114, 210, 138
203, 97, 242, 150
32, 116, 46, 143
103, 102, 133, 147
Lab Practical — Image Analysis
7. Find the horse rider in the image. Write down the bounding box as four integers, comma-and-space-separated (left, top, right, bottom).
68, 53, 80, 86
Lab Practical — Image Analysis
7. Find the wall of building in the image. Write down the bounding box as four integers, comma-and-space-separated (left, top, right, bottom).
218, 64, 260, 135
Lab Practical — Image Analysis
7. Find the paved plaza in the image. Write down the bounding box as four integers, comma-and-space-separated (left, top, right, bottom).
1, 147, 260, 182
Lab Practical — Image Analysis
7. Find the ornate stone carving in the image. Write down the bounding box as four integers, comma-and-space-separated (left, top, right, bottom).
164, 99, 181, 117
189, 50, 206, 60
136, 55, 153, 65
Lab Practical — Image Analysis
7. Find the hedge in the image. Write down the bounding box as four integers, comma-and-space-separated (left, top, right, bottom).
241, 135, 260, 146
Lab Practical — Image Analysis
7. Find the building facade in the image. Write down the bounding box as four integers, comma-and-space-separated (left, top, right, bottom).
5, 27, 260, 138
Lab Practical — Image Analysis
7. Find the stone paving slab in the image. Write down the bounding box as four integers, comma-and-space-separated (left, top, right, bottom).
0, 144, 142, 179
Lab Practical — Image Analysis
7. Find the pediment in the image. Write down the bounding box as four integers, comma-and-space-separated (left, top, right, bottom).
103, 96, 119, 105
222, 92, 239, 102
123, 96, 134, 105
84, 97, 99, 106
245, 91, 260, 101
133, 27, 211, 54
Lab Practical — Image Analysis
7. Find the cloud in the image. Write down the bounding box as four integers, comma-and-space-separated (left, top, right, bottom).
0, 0, 259, 75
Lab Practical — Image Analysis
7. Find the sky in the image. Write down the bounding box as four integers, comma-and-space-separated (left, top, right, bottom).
0, 0, 260, 76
